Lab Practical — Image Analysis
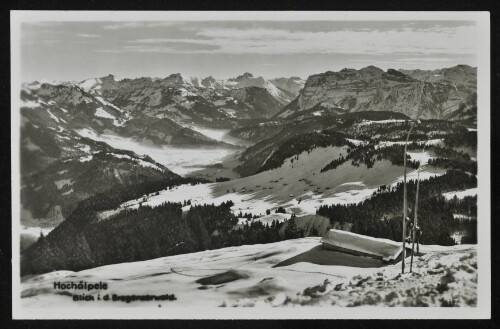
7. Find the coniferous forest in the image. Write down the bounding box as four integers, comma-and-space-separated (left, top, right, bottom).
317, 170, 477, 245
21, 115, 479, 276
22, 190, 292, 275
22, 168, 476, 275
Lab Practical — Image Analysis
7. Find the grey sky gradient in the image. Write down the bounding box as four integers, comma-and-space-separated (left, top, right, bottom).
21, 20, 477, 82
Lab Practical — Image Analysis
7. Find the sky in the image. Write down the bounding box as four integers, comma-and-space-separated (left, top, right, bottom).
19, 19, 478, 82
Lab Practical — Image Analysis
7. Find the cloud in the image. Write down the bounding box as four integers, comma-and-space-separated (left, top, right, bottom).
118, 38, 219, 52
110, 25, 475, 56
197, 28, 303, 40
350, 57, 455, 64
127, 38, 212, 44
196, 26, 476, 55
23, 22, 63, 27
102, 22, 178, 30
123, 42, 219, 52
93, 22, 477, 63
397, 57, 454, 63
77, 33, 101, 38
103, 22, 145, 30
41, 39, 61, 45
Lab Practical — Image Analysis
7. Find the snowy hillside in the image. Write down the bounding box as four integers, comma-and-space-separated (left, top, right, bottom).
15, 11, 484, 317
98, 144, 445, 219
19, 69, 479, 311
21, 238, 477, 308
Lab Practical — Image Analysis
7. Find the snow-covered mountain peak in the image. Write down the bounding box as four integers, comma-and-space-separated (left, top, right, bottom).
161, 73, 205, 89
78, 78, 103, 93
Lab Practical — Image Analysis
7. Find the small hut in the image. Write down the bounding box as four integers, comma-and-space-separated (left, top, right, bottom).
320, 229, 411, 263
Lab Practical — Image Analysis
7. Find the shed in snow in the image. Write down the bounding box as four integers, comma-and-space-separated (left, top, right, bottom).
320, 229, 411, 263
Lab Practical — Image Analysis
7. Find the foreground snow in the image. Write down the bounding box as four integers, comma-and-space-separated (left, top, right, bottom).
21, 238, 476, 308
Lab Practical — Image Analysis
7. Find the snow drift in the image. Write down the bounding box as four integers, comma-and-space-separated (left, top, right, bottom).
321, 229, 409, 262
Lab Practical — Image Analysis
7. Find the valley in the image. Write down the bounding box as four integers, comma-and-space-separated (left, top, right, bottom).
18, 65, 479, 308
75, 128, 239, 175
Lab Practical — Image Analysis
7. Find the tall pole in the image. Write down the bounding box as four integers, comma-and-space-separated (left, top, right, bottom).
402, 121, 415, 274
410, 141, 427, 258
410, 179, 419, 273
409, 141, 426, 272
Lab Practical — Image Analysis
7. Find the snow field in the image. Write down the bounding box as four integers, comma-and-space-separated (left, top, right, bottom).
20, 238, 477, 308
442, 188, 477, 200
358, 119, 408, 126
101, 144, 447, 221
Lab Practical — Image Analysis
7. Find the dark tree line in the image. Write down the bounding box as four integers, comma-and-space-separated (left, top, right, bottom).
428, 158, 477, 175
223, 220, 289, 247
215, 177, 231, 182
321, 143, 420, 172
460, 219, 477, 244
447, 195, 477, 244
258, 131, 354, 173
321, 137, 477, 174
426, 144, 477, 174
317, 170, 477, 246
22, 197, 303, 275
338, 117, 458, 142
443, 130, 477, 149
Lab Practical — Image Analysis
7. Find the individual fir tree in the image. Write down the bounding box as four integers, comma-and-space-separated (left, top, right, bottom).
284, 216, 301, 239
38, 231, 45, 242
309, 226, 320, 237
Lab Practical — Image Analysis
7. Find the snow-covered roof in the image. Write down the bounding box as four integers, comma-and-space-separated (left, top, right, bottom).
321, 229, 404, 262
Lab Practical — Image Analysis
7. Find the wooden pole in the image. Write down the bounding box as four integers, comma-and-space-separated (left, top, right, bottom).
410, 180, 418, 273
410, 140, 427, 272
402, 121, 415, 274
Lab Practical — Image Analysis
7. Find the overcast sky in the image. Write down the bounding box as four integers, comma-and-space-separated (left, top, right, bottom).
20, 20, 477, 82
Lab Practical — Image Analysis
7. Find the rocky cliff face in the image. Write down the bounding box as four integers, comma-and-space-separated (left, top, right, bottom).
399, 65, 477, 88
228, 86, 285, 118
270, 77, 306, 97
277, 65, 476, 120
226, 75, 296, 105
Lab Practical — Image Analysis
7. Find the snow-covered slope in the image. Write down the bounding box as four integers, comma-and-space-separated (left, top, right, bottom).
98, 144, 445, 220
20, 237, 477, 308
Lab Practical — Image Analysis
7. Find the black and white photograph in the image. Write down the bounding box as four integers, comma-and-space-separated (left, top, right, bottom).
10, 11, 491, 319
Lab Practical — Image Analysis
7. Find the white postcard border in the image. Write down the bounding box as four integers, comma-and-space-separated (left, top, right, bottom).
10, 10, 491, 319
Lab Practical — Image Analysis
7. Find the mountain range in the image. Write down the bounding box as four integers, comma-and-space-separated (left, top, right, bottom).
277, 65, 476, 120
22, 65, 476, 140
19, 60, 480, 313
19, 65, 477, 229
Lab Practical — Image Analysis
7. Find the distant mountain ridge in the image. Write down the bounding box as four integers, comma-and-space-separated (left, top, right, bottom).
20, 64, 476, 179
23, 72, 304, 127
21, 150, 180, 228
276, 65, 476, 120
19, 71, 304, 183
